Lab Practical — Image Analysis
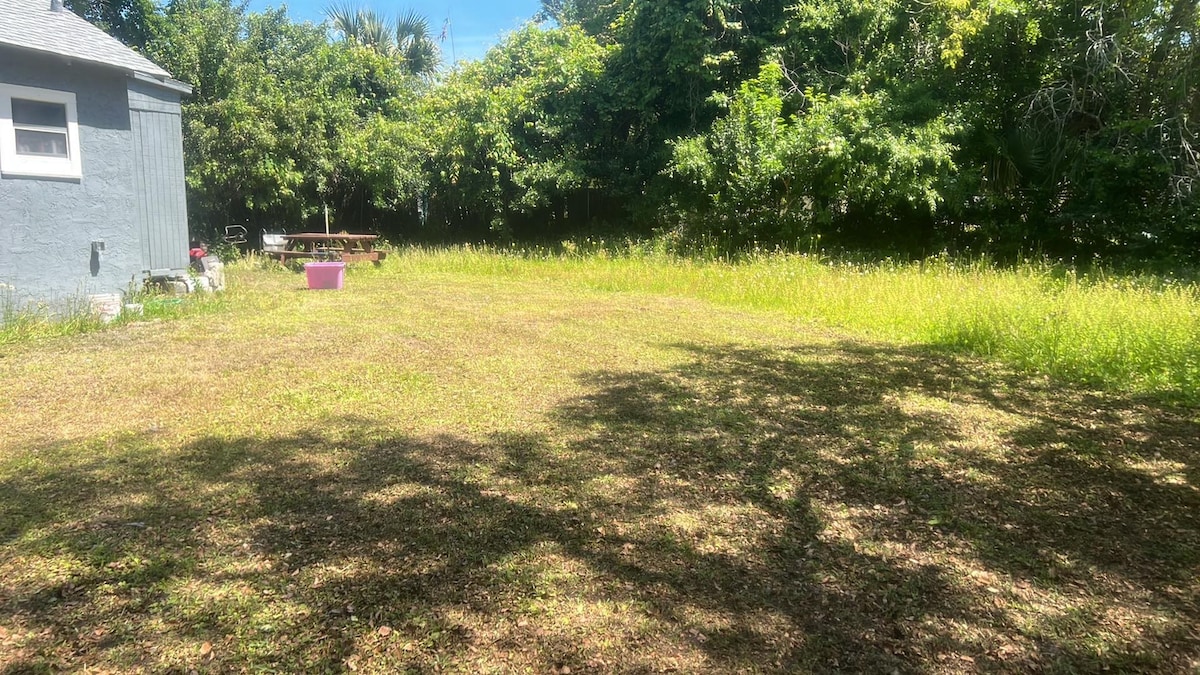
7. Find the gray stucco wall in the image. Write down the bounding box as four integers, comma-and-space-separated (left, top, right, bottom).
0, 51, 154, 309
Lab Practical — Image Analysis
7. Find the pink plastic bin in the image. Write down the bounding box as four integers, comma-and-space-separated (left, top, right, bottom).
304, 261, 345, 290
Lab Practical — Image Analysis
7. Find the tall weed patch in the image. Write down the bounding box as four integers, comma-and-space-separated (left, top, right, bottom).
383, 246, 1200, 402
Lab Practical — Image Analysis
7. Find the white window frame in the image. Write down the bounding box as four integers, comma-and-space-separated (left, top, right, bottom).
0, 83, 82, 180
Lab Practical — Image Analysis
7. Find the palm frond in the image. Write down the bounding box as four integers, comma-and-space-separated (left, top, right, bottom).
395, 9, 430, 43
403, 37, 441, 77
359, 10, 396, 54
325, 2, 363, 41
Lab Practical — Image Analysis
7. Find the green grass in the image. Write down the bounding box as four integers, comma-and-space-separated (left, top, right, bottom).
1, 285, 228, 347
1, 292, 104, 345
380, 246, 1200, 403
1, 251, 1198, 673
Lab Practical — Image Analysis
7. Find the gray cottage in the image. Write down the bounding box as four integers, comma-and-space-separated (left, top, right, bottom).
0, 0, 191, 309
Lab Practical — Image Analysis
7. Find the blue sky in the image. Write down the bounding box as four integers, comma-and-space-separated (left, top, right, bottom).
245, 0, 544, 63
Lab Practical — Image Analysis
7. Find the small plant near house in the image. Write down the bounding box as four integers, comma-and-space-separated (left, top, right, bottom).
0, 278, 229, 347
248, 250, 291, 272
127, 278, 229, 322
207, 240, 245, 264
0, 286, 103, 346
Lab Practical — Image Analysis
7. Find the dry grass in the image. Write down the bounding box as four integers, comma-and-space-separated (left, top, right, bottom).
1, 258, 1198, 673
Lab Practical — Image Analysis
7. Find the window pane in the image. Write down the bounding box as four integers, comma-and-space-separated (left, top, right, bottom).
15, 129, 68, 157
12, 98, 67, 128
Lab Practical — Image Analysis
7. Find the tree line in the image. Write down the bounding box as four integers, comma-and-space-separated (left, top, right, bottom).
75, 0, 1199, 262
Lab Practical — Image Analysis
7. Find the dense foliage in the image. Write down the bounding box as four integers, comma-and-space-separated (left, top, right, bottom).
103, 0, 1197, 262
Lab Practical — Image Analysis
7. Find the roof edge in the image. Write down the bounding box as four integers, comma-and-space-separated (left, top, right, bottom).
0, 41, 171, 80
131, 71, 194, 95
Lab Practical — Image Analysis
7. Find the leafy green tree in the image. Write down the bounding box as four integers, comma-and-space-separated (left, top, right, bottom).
537, 0, 631, 40
139, 0, 1199, 261
66, 0, 161, 48
670, 62, 957, 249
930, 0, 1199, 258
148, 0, 426, 237
422, 25, 609, 239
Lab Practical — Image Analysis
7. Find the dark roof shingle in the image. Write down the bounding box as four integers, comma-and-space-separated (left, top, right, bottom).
0, 0, 172, 78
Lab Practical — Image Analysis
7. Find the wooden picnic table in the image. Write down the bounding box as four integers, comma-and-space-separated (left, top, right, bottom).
271, 233, 386, 263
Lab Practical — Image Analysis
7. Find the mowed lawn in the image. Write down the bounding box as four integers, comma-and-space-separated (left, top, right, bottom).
2, 259, 1199, 673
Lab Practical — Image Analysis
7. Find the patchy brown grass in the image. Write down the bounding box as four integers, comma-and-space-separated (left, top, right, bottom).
1, 259, 1198, 673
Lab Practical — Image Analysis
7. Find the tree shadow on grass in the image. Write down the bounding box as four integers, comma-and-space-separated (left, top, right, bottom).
536, 342, 1200, 669
2, 341, 1198, 672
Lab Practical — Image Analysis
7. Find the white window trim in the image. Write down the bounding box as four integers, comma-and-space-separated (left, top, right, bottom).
0, 83, 82, 180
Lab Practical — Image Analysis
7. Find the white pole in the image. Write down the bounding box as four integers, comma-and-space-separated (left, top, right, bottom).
324, 204, 330, 235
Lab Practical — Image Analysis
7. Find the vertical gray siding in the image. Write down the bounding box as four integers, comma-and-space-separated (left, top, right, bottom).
128, 78, 188, 275
130, 107, 188, 273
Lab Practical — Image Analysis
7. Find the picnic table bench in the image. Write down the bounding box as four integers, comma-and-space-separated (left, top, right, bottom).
269, 233, 386, 263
